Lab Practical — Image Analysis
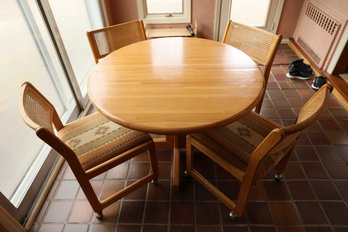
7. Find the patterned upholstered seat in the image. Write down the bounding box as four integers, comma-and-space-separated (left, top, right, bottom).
186, 84, 333, 219
58, 113, 152, 171
189, 112, 281, 178
20, 82, 158, 220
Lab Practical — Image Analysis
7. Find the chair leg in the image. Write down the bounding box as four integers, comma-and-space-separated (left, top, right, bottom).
234, 171, 257, 217
148, 141, 159, 183
254, 101, 262, 114
254, 85, 268, 114
274, 148, 294, 181
96, 212, 104, 220
185, 136, 193, 176
229, 211, 238, 219
77, 177, 103, 219
67, 161, 105, 219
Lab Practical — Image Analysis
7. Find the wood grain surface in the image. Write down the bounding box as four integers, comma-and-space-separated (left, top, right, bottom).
88, 37, 264, 135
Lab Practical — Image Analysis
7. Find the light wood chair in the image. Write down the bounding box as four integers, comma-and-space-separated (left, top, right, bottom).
19, 82, 158, 219
186, 84, 333, 219
87, 20, 147, 63
222, 21, 282, 113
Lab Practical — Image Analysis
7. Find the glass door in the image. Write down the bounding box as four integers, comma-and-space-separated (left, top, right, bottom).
0, 0, 104, 225
217, 0, 284, 41
40, 0, 104, 107
0, 0, 77, 222
230, 0, 282, 30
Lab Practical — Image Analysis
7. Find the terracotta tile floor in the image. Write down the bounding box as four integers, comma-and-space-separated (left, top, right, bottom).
32, 44, 348, 232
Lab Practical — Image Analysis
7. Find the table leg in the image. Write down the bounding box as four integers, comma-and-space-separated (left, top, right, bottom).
154, 135, 181, 191
173, 135, 180, 191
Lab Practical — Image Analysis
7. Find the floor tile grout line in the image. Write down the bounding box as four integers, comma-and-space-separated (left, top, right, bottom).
32, 44, 348, 231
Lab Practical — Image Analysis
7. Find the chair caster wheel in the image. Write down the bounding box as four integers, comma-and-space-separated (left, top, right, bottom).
274, 174, 282, 182
96, 212, 104, 220
151, 179, 158, 185
229, 211, 237, 220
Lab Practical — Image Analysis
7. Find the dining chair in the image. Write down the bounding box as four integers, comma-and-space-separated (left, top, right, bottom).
186, 84, 333, 219
20, 82, 158, 220
222, 21, 282, 113
87, 20, 147, 63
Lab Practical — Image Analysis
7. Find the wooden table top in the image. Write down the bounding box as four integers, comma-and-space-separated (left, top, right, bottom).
88, 37, 264, 135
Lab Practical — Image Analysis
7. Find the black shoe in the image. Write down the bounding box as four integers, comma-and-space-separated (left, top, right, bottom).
288, 59, 311, 71
311, 76, 326, 90
288, 59, 304, 69
286, 65, 313, 80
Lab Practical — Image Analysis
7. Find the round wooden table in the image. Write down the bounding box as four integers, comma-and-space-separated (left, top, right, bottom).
88, 37, 264, 190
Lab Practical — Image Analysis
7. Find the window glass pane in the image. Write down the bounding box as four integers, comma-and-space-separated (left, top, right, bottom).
231, 0, 271, 27
48, 0, 96, 96
85, 0, 104, 29
146, 0, 183, 14
26, 0, 74, 107
0, 0, 70, 199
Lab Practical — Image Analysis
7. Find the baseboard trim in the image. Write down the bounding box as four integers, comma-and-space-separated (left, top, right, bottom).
24, 158, 65, 231
281, 38, 289, 44
288, 38, 322, 76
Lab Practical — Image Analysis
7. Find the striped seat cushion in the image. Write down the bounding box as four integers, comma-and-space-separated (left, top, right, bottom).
58, 112, 152, 171
190, 112, 280, 172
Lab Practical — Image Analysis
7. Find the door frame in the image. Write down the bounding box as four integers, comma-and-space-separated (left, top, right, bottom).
0, 0, 78, 224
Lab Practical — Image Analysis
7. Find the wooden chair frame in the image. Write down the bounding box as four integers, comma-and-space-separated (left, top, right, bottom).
186, 84, 333, 218
222, 21, 282, 113
19, 82, 158, 219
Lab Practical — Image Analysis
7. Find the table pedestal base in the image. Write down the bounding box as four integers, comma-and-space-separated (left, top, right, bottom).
173, 135, 180, 191
154, 135, 183, 191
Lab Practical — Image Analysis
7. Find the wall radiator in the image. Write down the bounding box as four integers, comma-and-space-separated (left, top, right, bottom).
294, 1, 341, 68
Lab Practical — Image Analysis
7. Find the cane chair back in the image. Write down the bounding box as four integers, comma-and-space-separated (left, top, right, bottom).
222, 21, 282, 113
186, 84, 333, 219
87, 20, 147, 63
20, 82, 158, 219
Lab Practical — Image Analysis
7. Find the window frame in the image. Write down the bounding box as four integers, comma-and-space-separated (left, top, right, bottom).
137, 0, 191, 24
0, 0, 79, 222
0, 0, 104, 225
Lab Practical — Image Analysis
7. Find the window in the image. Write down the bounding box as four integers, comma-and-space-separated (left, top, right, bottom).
0, 0, 103, 222
137, 0, 191, 24
46, 0, 100, 98
0, 0, 77, 220
229, 0, 284, 32
230, 0, 271, 27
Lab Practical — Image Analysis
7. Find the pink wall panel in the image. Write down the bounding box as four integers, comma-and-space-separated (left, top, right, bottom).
277, 0, 304, 38
103, 0, 216, 39
192, 0, 216, 39
110, 0, 139, 25
315, 0, 348, 18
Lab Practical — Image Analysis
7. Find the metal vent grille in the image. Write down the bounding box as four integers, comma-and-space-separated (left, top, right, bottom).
305, 3, 339, 35
297, 37, 321, 64
294, 1, 341, 68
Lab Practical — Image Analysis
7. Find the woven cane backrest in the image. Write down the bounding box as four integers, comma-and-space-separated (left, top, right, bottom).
87, 20, 147, 63
295, 84, 333, 126
222, 21, 280, 66
284, 83, 333, 135
20, 82, 63, 133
